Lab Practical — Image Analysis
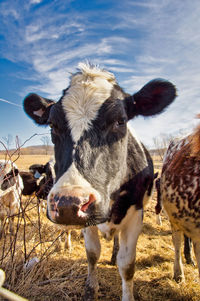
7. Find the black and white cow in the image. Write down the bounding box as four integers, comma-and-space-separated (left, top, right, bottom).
23, 63, 176, 301
160, 122, 200, 282
18, 159, 54, 199
29, 160, 72, 250
29, 159, 55, 200
0, 160, 23, 238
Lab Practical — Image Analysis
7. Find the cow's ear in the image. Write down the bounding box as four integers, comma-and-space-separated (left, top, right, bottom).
23, 93, 55, 125
125, 79, 177, 120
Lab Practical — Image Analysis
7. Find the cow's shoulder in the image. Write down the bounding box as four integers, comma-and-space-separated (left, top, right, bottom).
98, 205, 142, 239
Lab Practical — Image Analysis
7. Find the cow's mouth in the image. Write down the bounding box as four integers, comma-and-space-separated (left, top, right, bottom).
47, 192, 97, 227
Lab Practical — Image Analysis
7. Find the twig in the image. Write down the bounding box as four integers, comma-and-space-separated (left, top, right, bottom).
37, 198, 42, 245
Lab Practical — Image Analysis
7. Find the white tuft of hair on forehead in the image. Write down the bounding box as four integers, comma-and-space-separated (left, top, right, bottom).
62, 62, 117, 142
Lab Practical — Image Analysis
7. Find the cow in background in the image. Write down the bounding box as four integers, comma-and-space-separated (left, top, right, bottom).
24, 62, 176, 301
155, 177, 194, 265
29, 158, 55, 200
29, 160, 72, 251
160, 118, 200, 282
0, 160, 23, 238
19, 171, 39, 196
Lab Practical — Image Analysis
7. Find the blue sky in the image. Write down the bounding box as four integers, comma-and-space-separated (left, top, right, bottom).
0, 0, 200, 151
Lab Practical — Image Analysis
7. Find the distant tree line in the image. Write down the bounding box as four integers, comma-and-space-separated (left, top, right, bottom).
0, 134, 53, 155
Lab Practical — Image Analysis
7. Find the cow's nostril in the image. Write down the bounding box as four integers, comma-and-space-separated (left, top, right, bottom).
80, 194, 96, 212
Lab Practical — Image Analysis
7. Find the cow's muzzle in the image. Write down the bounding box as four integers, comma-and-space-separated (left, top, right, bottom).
47, 187, 97, 227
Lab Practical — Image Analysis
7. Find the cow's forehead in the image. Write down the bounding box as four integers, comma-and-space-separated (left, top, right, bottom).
62, 63, 117, 143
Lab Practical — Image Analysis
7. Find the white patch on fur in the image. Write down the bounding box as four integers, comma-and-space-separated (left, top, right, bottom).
0, 160, 23, 236
62, 62, 116, 142
83, 226, 100, 294
118, 207, 142, 301
48, 157, 56, 182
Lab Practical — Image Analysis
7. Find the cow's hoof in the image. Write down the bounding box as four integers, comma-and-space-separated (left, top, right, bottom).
174, 273, 185, 283
185, 258, 195, 266
83, 284, 98, 301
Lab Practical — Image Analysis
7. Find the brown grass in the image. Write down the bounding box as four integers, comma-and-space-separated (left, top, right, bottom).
0, 154, 52, 170
0, 155, 199, 301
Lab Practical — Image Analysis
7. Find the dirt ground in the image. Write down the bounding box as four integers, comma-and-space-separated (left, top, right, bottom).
0, 155, 199, 301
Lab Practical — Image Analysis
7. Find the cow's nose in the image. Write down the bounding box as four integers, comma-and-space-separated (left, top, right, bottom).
47, 189, 96, 226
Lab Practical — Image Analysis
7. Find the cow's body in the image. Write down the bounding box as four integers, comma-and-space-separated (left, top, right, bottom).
160, 126, 200, 281
24, 63, 176, 300
20, 171, 39, 196
0, 160, 23, 238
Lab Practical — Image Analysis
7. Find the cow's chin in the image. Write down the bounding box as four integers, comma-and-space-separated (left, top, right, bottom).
46, 205, 108, 228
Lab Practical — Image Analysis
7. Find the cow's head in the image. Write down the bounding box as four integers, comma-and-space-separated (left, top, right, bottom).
24, 63, 176, 227
0, 160, 19, 191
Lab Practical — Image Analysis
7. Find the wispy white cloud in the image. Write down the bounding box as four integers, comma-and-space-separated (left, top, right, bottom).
119, 0, 200, 146
1, 0, 200, 148
29, 0, 43, 4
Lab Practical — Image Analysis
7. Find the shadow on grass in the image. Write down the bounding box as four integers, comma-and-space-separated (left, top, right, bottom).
134, 276, 194, 301
142, 222, 172, 236
136, 254, 171, 270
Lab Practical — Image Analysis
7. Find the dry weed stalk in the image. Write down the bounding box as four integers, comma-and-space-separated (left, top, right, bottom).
0, 136, 70, 299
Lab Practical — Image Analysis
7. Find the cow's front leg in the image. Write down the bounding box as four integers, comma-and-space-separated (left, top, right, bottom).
83, 226, 101, 301
117, 207, 143, 301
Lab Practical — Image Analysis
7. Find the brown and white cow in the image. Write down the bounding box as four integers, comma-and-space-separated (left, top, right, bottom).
160, 121, 200, 282
155, 177, 194, 265
23, 63, 176, 301
0, 160, 23, 238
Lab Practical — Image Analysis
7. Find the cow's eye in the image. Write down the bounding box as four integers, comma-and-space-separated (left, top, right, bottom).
112, 118, 127, 132
49, 122, 54, 128
113, 118, 126, 129
117, 119, 126, 126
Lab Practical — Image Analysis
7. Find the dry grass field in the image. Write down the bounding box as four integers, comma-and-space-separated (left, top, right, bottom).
0, 154, 52, 170
0, 154, 200, 301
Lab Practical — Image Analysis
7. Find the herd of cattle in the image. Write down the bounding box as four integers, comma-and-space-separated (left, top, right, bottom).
0, 159, 54, 238
0, 63, 200, 300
